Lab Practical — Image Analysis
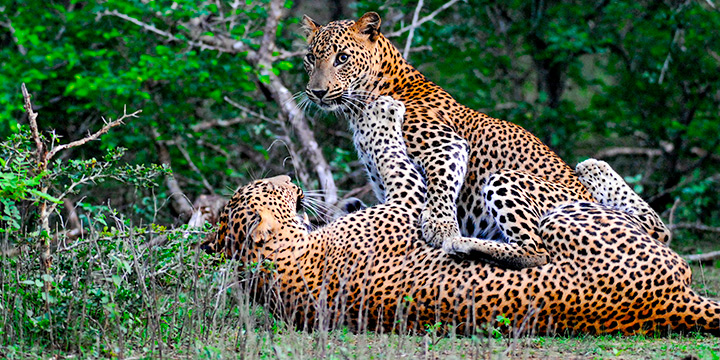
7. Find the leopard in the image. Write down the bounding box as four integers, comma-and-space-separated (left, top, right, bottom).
203, 97, 720, 336
300, 12, 670, 269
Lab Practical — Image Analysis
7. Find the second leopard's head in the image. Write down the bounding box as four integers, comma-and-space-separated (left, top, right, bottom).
302, 12, 384, 111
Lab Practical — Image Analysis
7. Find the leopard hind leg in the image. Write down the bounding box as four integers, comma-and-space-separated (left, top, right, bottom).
575, 158, 671, 244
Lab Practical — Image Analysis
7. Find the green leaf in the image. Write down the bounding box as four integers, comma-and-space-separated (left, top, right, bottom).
27, 189, 62, 204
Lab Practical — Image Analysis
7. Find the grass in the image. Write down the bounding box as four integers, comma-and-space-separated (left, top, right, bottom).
1, 221, 718, 359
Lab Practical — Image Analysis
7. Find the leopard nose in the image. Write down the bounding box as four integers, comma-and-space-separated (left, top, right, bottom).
311, 89, 328, 100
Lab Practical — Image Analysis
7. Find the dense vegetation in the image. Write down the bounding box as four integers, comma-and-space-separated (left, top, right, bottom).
1, 0, 719, 357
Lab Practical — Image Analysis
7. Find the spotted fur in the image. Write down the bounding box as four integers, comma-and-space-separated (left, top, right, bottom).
301, 12, 670, 268
204, 97, 720, 335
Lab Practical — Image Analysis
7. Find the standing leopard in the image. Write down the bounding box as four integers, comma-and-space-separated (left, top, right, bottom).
301, 12, 670, 269
203, 97, 720, 335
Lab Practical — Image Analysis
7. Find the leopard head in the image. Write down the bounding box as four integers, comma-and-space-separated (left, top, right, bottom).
302, 12, 383, 111
202, 175, 306, 259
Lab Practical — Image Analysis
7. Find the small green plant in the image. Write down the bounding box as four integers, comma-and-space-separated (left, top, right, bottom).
424, 321, 443, 350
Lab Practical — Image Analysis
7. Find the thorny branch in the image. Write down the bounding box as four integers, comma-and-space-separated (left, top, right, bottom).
45, 106, 140, 163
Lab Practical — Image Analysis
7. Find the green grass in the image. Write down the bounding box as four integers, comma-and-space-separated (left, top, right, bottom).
1, 225, 718, 360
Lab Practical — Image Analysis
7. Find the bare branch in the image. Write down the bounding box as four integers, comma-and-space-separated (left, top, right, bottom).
385, 0, 462, 38
403, 0, 425, 58
253, 0, 285, 63
709, 48, 720, 63
594, 147, 662, 159
45, 106, 141, 163
223, 96, 280, 124
273, 49, 306, 61
153, 130, 194, 219
101, 10, 239, 54
666, 198, 681, 247
648, 173, 720, 205
0, 18, 27, 55
671, 222, 720, 233
683, 250, 720, 263
658, 29, 681, 85
21, 83, 44, 166
191, 117, 246, 132
101, 10, 179, 41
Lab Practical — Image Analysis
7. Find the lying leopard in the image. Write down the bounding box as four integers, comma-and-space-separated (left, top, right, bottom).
204, 97, 720, 336
301, 12, 670, 269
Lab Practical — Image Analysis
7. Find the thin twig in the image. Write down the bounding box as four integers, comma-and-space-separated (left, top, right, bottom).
100, 9, 238, 54
385, 0, 462, 38
403, 0, 425, 58
666, 198, 681, 247
175, 139, 214, 193
274, 49, 306, 61
594, 147, 662, 159
659, 27, 682, 84
223, 96, 280, 124
45, 106, 141, 163
153, 130, 194, 219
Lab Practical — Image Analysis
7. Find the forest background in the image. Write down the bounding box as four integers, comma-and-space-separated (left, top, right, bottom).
1, 0, 719, 358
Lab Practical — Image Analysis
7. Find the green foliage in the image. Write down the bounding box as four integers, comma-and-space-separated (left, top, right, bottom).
0, 1, 719, 358
0, 125, 167, 238
0, 0, 305, 204
3, 0, 717, 231
0, 221, 244, 356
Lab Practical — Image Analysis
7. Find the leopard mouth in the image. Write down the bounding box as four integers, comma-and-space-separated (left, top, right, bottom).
313, 96, 344, 111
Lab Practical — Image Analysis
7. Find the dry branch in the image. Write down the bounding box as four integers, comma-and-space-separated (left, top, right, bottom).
223, 96, 280, 124
683, 250, 720, 263
403, 0, 425, 58
0, 18, 27, 55
594, 147, 662, 159
191, 117, 246, 132
175, 139, 214, 193
153, 132, 194, 220
671, 222, 720, 233
385, 0, 462, 38
21, 83, 44, 166
45, 106, 140, 163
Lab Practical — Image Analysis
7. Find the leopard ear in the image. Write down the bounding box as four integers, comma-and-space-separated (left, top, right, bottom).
302, 15, 321, 42
248, 209, 279, 243
352, 12, 381, 41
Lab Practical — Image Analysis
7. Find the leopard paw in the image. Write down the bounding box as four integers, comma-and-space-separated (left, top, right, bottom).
576, 158, 640, 214
421, 209, 460, 249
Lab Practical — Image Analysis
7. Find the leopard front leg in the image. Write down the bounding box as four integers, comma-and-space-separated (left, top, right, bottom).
405, 123, 469, 249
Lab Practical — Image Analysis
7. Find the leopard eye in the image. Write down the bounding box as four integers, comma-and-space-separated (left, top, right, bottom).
335, 53, 349, 66
306, 53, 316, 64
